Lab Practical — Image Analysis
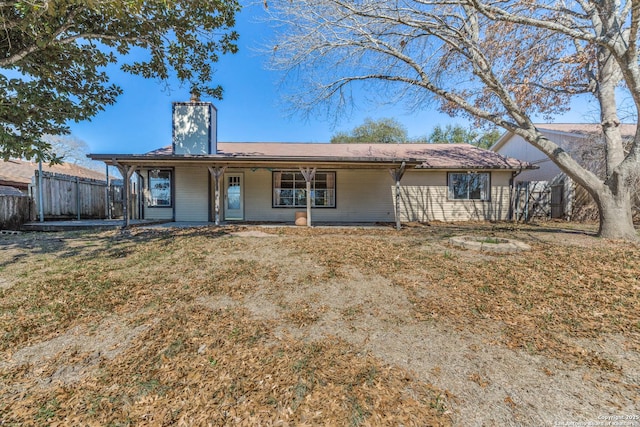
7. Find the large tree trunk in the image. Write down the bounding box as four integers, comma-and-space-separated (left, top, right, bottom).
593, 181, 638, 240
591, 47, 637, 240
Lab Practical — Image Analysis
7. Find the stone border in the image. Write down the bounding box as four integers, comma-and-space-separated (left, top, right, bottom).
448, 236, 531, 253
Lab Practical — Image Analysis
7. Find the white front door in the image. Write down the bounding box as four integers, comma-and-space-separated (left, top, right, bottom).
224, 173, 243, 220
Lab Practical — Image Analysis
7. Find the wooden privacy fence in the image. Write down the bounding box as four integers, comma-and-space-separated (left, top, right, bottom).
0, 195, 34, 230
512, 181, 551, 222
32, 171, 108, 220
512, 177, 569, 222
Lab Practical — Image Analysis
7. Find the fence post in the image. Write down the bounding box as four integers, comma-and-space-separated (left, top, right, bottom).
76, 176, 81, 220
38, 161, 44, 222
105, 164, 110, 219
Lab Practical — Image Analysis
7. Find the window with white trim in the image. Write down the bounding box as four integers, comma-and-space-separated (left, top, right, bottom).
148, 169, 172, 207
273, 171, 336, 207
448, 172, 490, 201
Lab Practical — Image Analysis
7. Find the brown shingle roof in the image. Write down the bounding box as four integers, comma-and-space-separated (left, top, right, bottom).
141, 142, 528, 170
0, 159, 106, 189
0, 185, 25, 195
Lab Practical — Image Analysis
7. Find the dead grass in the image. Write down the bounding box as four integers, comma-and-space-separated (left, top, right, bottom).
3, 306, 446, 426
287, 223, 640, 366
0, 221, 638, 425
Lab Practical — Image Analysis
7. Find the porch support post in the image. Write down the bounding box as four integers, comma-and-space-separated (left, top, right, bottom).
114, 161, 138, 229
208, 166, 226, 226
389, 161, 406, 231
300, 167, 316, 227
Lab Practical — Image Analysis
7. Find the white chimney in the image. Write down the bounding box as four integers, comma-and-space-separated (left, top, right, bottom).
172, 97, 217, 155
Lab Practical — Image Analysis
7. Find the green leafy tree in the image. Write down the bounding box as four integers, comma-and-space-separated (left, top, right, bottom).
1, 0, 240, 162
428, 124, 501, 149
475, 129, 502, 150
331, 117, 408, 143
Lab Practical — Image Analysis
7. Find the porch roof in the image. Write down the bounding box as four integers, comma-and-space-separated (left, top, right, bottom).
89, 142, 533, 171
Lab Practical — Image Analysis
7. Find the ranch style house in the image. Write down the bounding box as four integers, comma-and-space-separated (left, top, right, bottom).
89, 99, 534, 228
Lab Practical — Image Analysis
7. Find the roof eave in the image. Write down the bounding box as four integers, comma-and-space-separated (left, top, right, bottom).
88, 153, 528, 171
489, 130, 514, 152
89, 154, 421, 166
416, 164, 536, 170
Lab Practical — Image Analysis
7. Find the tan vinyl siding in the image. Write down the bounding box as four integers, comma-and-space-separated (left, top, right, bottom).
243, 169, 273, 221
139, 166, 513, 223
144, 206, 174, 220
398, 170, 512, 221
175, 166, 209, 221
334, 169, 395, 222
241, 168, 512, 222
242, 168, 395, 222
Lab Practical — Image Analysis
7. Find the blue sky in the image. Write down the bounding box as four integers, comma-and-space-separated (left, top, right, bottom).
72, 3, 601, 155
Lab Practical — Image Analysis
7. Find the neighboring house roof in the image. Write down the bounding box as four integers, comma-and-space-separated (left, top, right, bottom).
0, 158, 106, 189
92, 142, 531, 170
535, 123, 636, 138
0, 185, 25, 196
491, 123, 637, 152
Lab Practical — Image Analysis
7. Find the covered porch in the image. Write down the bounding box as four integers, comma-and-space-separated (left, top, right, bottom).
89, 155, 411, 230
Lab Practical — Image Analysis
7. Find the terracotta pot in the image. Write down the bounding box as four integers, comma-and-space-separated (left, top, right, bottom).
295, 211, 307, 226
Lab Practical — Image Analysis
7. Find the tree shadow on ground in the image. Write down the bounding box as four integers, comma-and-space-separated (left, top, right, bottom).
0, 226, 234, 262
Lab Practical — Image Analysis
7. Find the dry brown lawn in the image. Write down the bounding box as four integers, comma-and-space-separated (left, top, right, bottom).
0, 221, 638, 426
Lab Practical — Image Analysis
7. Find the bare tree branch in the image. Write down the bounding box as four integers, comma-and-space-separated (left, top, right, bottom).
265, 0, 640, 239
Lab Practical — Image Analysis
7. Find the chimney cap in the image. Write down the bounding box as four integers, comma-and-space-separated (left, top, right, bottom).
190, 88, 201, 102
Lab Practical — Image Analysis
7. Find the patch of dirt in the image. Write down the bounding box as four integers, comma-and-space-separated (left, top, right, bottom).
233, 265, 638, 426
230, 230, 278, 238
1, 314, 152, 387
195, 294, 238, 311
449, 235, 531, 252
0, 277, 12, 290
363, 324, 637, 426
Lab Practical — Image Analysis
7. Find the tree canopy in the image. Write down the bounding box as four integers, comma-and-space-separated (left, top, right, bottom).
331, 117, 408, 143
0, 0, 240, 162
41, 134, 102, 170
265, 0, 640, 240
428, 125, 501, 149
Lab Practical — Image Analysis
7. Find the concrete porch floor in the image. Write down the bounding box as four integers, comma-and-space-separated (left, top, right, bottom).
20, 219, 170, 232
19, 220, 393, 232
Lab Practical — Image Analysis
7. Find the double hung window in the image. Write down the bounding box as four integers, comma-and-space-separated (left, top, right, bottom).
448, 172, 490, 201
273, 171, 336, 207
148, 169, 172, 207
